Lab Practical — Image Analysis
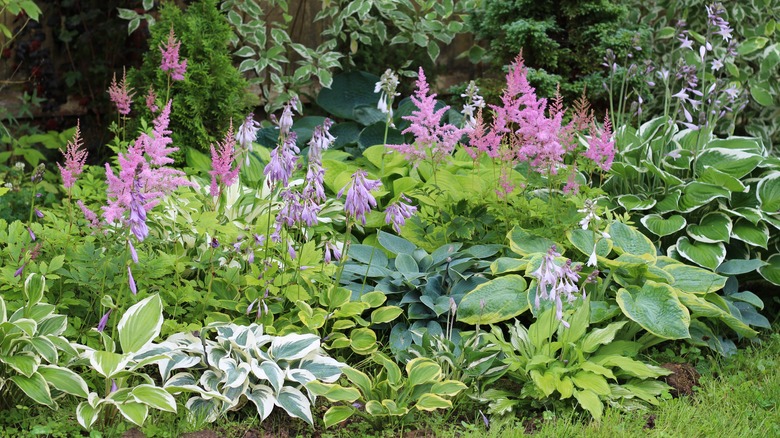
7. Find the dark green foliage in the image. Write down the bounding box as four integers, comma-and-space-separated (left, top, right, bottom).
129, 0, 252, 161
467, 0, 647, 106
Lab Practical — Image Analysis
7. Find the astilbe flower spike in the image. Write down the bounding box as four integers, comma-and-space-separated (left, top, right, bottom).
338, 169, 382, 225
108, 68, 134, 115
160, 26, 187, 80
57, 121, 87, 189
209, 121, 241, 197
584, 113, 615, 171
145, 87, 159, 113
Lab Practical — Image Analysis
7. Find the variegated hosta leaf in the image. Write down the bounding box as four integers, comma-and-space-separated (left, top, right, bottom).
674, 237, 726, 271
131, 384, 177, 413
655, 190, 681, 214
617, 195, 657, 211
694, 146, 763, 179
88, 351, 130, 379
0, 295, 6, 323
200, 369, 223, 392
219, 356, 251, 388
757, 171, 780, 212
286, 368, 317, 387
678, 182, 731, 213
157, 351, 202, 381
254, 360, 284, 394
616, 283, 690, 340
640, 214, 686, 237
268, 333, 320, 361
117, 294, 163, 354
164, 372, 231, 403
29, 336, 58, 364
699, 166, 747, 193
186, 397, 222, 424
1, 353, 40, 377
10, 372, 53, 406
275, 386, 313, 426
686, 212, 732, 243
731, 219, 769, 248
246, 384, 275, 421
299, 355, 344, 383
759, 254, 780, 286
38, 365, 89, 398
207, 346, 229, 366
77, 401, 101, 429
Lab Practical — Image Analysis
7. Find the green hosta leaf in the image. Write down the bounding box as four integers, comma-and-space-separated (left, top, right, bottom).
573, 389, 603, 421
10, 372, 53, 406
686, 212, 732, 243
277, 386, 313, 425
529, 370, 557, 397
116, 402, 148, 427
694, 147, 763, 179
677, 293, 757, 338
731, 219, 769, 248
269, 333, 320, 361
608, 222, 657, 257
759, 254, 780, 286
675, 237, 726, 270
567, 229, 612, 257
406, 358, 442, 386
750, 84, 774, 106
38, 365, 88, 398
457, 275, 528, 325
431, 380, 467, 397
665, 264, 726, 294
617, 195, 656, 211
131, 385, 177, 413
508, 227, 560, 256
323, 405, 355, 427
593, 355, 672, 379
89, 351, 130, 379
757, 171, 780, 212
350, 328, 377, 354
616, 283, 690, 339
641, 214, 686, 237
678, 182, 731, 213
716, 259, 767, 275
306, 381, 360, 402
118, 294, 163, 354
580, 321, 628, 353
415, 393, 452, 411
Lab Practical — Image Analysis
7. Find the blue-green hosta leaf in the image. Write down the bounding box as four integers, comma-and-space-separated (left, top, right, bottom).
675, 237, 726, 270
276, 386, 313, 425
269, 333, 320, 361
617, 195, 656, 211
731, 219, 769, 248
655, 190, 682, 214
10, 372, 53, 406
299, 355, 344, 383
567, 229, 613, 257
246, 384, 275, 421
89, 351, 130, 379
759, 254, 780, 286
377, 230, 416, 255
457, 275, 528, 325
716, 259, 767, 275
699, 166, 748, 193
131, 384, 177, 413
508, 226, 561, 256
686, 212, 732, 243
118, 294, 163, 354
608, 221, 657, 257
757, 171, 780, 212
694, 147, 763, 179
664, 263, 726, 294
641, 214, 686, 237
678, 182, 731, 213
677, 292, 757, 338
38, 365, 88, 398
616, 282, 690, 339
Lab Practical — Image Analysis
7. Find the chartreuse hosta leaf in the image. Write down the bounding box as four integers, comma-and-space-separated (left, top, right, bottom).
567, 229, 612, 258
573, 389, 603, 421
616, 282, 690, 340
757, 171, 780, 212
731, 219, 769, 248
686, 211, 732, 243
509, 226, 560, 256
118, 294, 163, 354
640, 214, 686, 237
457, 275, 528, 325
674, 237, 726, 271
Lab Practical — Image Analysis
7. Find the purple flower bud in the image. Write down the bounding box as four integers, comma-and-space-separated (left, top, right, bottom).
128, 265, 137, 295
35, 209, 43, 218
28, 227, 36, 241
253, 233, 265, 247
97, 310, 111, 332
288, 242, 296, 260
110, 379, 118, 393
128, 239, 138, 264
247, 299, 256, 315
14, 263, 26, 277
247, 250, 255, 264
211, 237, 219, 248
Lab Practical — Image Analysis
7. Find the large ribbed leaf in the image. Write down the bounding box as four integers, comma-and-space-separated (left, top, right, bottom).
759, 254, 780, 286
616, 283, 690, 339
509, 226, 560, 256
457, 275, 528, 325
694, 146, 763, 178
608, 222, 657, 257
678, 182, 731, 213
316, 71, 380, 120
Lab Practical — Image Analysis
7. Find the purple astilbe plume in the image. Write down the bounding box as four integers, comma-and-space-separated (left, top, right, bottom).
96, 310, 111, 332
264, 132, 299, 188
103, 100, 191, 237
384, 194, 417, 233
584, 113, 615, 171
465, 109, 502, 160
57, 121, 87, 189
145, 87, 159, 113
77, 200, 100, 228
160, 27, 187, 80
532, 246, 583, 328
209, 122, 241, 197
108, 68, 134, 115
339, 169, 382, 225
389, 68, 468, 167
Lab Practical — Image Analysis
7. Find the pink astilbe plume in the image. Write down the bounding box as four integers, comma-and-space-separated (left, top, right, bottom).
145, 87, 159, 112
58, 121, 87, 189
584, 113, 615, 171
160, 27, 187, 80
210, 122, 241, 197
103, 100, 192, 240
108, 68, 134, 115
389, 68, 467, 167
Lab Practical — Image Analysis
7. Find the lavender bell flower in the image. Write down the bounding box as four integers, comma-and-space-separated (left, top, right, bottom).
35, 208, 43, 218
14, 263, 26, 277
128, 239, 139, 264
27, 227, 36, 241
128, 265, 137, 295
97, 310, 112, 332
338, 169, 382, 225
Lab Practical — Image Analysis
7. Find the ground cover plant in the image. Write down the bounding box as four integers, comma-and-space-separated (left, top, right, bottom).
0, 1, 778, 437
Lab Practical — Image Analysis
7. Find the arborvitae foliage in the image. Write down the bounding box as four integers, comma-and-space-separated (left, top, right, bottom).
468, 0, 647, 108
129, 0, 252, 162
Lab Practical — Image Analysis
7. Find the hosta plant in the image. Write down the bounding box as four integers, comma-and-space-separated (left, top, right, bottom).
0, 274, 88, 409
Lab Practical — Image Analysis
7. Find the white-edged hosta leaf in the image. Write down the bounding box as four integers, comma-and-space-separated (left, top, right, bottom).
246, 383, 275, 421
10, 372, 53, 406
132, 384, 177, 413
276, 386, 313, 425
1, 353, 40, 377
77, 401, 100, 429
299, 355, 344, 383
675, 237, 726, 270
268, 333, 320, 361
255, 360, 284, 394
645, 161, 683, 186
694, 147, 763, 178
731, 219, 769, 248
678, 182, 731, 213
686, 212, 732, 243
117, 294, 163, 354
757, 171, 780, 212
617, 195, 656, 211
89, 351, 130, 379
655, 190, 681, 214
415, 393, 452, 411
11, 318, 37, 336
116, 402, 149, 427
718, 203, 763, 225
29, 337, 58, 364
286, 368, 317, 386
0, 295, 6, 323
218, 357, 251, 388
46, 335, 79, 358
759, 254, 780, 286
185, 397, 221, 424
430, 380, 468, 397
641, 214, 686, 237
699, 166, 747, 192
38, 365, 89, 398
